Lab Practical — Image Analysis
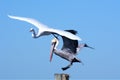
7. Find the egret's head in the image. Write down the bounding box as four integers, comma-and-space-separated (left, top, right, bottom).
29, 28, 36, 38
29, 28, 34, 32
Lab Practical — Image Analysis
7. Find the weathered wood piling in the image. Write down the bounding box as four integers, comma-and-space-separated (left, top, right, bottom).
54, 73, 69, 80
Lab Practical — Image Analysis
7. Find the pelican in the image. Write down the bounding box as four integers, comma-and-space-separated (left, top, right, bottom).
50, 30, 94, 70
8, 15, 81, 41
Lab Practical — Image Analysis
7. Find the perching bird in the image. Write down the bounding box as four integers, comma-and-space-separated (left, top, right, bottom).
8, 15, 81, 41
50, 30, 94, 70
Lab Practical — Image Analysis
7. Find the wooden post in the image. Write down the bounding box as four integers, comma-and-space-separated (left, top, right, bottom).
55, 73, 69, 80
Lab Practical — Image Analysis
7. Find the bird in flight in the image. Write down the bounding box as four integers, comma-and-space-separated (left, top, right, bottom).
8, 15, 81, 41
8, 15, 93, 70
50, 30, 94, 70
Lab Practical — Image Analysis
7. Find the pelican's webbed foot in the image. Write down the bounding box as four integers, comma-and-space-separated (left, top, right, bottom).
61, 66, 70, 71
61, 62, 73, 71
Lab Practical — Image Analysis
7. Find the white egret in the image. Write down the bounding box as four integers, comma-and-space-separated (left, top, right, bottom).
8, 15, 81, 40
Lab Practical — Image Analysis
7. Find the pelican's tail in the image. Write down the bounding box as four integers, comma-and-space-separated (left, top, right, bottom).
72, 58, 81, 63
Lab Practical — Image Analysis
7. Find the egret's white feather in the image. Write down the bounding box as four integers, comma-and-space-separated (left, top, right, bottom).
8, 15, 48, 29
8, 15, 82, 40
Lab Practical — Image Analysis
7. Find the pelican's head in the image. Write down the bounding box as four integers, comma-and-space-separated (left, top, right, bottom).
50, 37, 59, 62
51, 38, 59, 48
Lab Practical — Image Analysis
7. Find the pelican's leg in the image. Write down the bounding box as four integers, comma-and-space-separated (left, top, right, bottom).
72, 58, 84, 65
61, 62, 73, 71
61, 58, 83, 71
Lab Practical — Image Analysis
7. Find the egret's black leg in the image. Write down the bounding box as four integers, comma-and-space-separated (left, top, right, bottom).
52, 34, 59, 39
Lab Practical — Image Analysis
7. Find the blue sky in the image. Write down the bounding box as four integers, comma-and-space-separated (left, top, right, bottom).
0, 0, 120, 79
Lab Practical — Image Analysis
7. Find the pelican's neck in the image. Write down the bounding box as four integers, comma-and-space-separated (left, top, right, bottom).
55, 40, 59, 49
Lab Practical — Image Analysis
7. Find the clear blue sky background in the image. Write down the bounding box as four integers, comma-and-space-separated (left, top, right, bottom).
0, 0, 120, 80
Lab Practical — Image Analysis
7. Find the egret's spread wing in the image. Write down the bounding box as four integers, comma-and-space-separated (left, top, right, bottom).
8, 15, 82, 40
8, 15, 48, 29
46, 28, 81, 40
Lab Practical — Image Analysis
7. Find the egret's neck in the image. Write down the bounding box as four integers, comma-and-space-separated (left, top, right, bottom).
31, 29, 37, 38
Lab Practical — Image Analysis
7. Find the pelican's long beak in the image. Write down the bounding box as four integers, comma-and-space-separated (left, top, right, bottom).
50, 41, 56, 62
